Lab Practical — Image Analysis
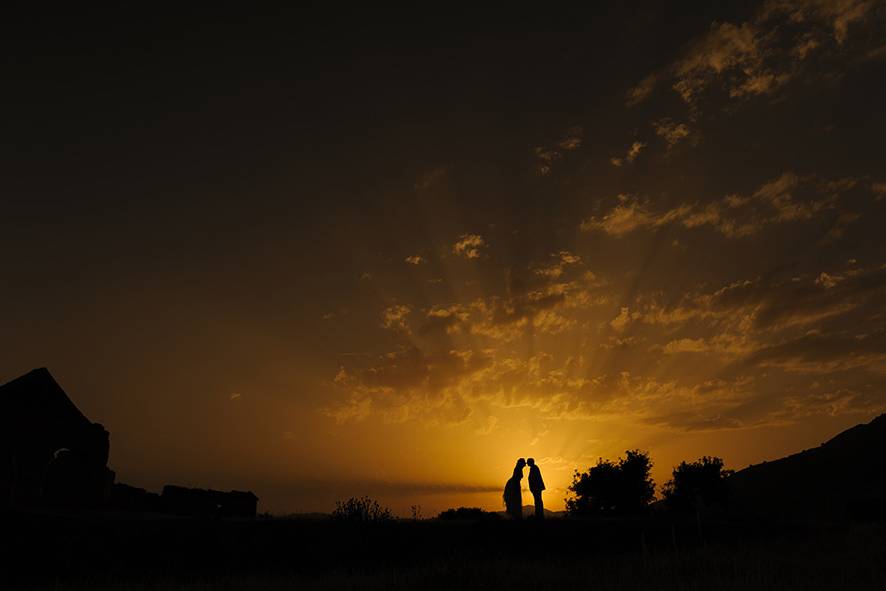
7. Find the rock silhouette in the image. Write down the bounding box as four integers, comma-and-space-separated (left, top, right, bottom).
1, 368, 114, 509
1, 368, 258, 516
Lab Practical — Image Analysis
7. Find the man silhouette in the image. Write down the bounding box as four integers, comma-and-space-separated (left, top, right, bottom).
527, 458, 545, 519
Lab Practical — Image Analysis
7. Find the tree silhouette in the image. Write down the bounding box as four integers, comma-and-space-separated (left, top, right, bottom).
662, 456, 733, 513
566, 450, 655, 516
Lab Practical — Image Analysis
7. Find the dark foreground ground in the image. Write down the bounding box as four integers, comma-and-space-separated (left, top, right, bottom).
2, 511, 885, 590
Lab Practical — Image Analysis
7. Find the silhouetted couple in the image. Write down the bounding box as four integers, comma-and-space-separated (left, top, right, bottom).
503, 458, 545, 520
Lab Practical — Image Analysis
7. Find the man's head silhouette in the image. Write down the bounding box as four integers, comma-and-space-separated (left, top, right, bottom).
527, 458, 535, 466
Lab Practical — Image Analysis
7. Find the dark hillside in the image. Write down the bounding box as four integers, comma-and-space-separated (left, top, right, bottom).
730, 414, 886, 522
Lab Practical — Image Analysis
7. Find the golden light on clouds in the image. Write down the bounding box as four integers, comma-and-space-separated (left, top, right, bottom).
452, 234, 487, 259
3, 0, 884, 517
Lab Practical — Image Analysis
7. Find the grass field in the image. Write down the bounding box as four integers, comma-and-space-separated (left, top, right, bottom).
2, 512, 885, 590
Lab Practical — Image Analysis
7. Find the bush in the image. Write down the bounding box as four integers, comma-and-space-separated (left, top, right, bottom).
566, 450, 655, 516
332, 496, 393, 522
438, 507, 501, 521
662, 456, 733, 513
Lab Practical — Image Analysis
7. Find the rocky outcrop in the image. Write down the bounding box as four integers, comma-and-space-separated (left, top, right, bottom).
1, 368, 114, 509
2, 368, 259, 517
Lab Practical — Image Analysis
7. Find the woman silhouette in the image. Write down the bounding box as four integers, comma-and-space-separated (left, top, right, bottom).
503, 458, 526, 520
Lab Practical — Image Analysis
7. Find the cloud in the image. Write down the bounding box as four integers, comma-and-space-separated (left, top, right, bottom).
580, 195, 648, 235
414, 266, 605, 343
475, 415, 499, 435
534, 251, 582, 279
815, 272, 843, 289
628, 0, 877, 108
646, 412, 745, 432
557, 126, 584, 150
627, 141, 646, 162
419, 304, 472, 336
673, 21, 770, 105
326, 348, 528, 424
647, 379, 886, 431
326, 347, 494, 425
534, 126, 583, 175
663, 338, 708, 354
872, 182, 886, 201
763, 0, 875, 45
328, 347, 630, 427
452, 234, 486, 259
621, 365, 883, 432
560, 252, 581, 265
381, 304, 412, 333
752, 172, 821, 222
611, 142, 647, 166
580, 194, 690, 236
329, 311, 886, 431
631, 265, 886, 344
823, 211, 860, 242
535, 147, 559, 176
581, 173, 858, 238
745, 329, 886, 374
405, 255, 426, 265
780, 387, 886, 420
330, 262, 886, 436
468, 284, 572, 341
626, 73, 658, 106
634, 373, 838, 432
533, 308, 576, 334
653, 118, 691, 147
478, 272, 607, 339
610, 307, 634, 332
661, 333, 754, 357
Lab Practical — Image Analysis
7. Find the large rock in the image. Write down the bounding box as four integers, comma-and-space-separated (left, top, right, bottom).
0, 368, 114, 509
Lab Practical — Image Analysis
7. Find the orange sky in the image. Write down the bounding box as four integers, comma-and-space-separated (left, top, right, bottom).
2, 2, 886, 515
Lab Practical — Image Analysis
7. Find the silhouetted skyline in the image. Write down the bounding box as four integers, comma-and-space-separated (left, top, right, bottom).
3, 2, 885, 515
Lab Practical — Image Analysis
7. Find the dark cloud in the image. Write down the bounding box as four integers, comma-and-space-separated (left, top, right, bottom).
628, 0, 880, 109
534, 126, 584, 175
581, 172, 860, 239
744, 328, 886, 374
4, 3, 886, 514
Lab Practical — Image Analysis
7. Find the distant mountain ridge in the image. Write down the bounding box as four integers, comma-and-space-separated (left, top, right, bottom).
492, 506, 566, 519
730, 413, 886, 521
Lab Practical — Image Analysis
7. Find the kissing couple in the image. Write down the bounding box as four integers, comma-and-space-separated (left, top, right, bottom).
503, 458, 545, 520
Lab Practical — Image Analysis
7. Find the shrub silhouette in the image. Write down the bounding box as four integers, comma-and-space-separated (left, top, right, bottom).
438, 507, 501, 521
662, 456, 734, 513
332, 496, 393, 522
566, 450, 655, 516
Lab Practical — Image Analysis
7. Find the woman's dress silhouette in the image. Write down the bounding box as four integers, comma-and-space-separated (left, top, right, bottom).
503, 458, 526, 519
